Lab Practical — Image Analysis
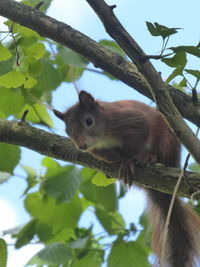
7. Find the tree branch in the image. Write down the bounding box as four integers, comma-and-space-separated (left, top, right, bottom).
85, 0, 200, 164
0, 0, 200, 127
0, 119, 200, 199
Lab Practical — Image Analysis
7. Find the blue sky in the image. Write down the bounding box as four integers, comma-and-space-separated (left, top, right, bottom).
0, 0, 200, 266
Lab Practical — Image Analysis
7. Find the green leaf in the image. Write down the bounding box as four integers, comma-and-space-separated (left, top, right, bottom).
165, 66, 184, 85
0, 171, 11, 184
0, 238, 7, 267
0, 57, 15, 75
80, 168, 118, 212
43, 165, 81, 203
24, 76, 37, 89
20, 0, 52, 12
58, 47, 88, 68
189, 163, 200, 173
26, 243, 72, 265
69, 236, 90, 249
23, 43, 46, 61
0, 71, 26, 88
99, 40, 126, 58
42, 227, 75, 244
162, 52, 187, 68
28, 60, 43, 77
185, 69, 200, 80
146, 22, 181, 39
15, 219, 37, 248
0, 87, 25, 116
170, 46, 200, 58
6, 21, 40, 38
71, 250, 103, 267
17, 103, 53, 127
31, 58, 62, 93
42, 157, 59, 169
108, 241, 149, 267
65, 65, 85, 82
21, 165, 37, 195
0, 143, 20, 173
25, 192, 83, 232
16, 103, 53, 126
179, 78, 187, 87
33, 103, 53, 127
0, 45, 12, 61
137, 213, 151, 250
95, 206, 125, 234
92, 172, 117, 186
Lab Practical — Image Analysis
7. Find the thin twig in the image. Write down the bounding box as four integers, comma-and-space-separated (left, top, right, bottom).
141, 52, 174, 62
20, 109, 29, 122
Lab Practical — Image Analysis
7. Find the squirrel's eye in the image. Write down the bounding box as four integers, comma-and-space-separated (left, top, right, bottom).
85, 117, 93, 127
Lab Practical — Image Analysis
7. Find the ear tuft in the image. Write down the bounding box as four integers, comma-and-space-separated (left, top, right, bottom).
79, 91, 95, 108
53, 109, 65, 121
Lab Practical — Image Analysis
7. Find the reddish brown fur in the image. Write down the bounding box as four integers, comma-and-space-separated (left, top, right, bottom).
54, 91, 200, 267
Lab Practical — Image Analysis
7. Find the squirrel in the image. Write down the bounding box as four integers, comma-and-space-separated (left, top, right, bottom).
54, 90, 200, 267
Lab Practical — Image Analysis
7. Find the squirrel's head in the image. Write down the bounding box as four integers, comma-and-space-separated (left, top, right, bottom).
53, 91, 107, 152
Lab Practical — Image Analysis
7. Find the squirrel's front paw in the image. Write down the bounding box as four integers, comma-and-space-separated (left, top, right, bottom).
119, 158, 135, 186
133, 152, 157, 166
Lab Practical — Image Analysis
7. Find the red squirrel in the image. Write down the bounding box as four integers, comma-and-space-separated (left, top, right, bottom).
54, 90, 200, 267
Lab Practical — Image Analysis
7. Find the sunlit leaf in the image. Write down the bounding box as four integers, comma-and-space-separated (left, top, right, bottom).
23, 43, 46, 61
0, 143, 20, 173
0, 238, 7, 267
0, 87, 25, 116
0, 45, 12, 61
42, 157, 60, 169
0, 71, 26, 88
25, 192, 83, 232
92, 172, 117, 186
24, 76, 37, 88
80, 168, 118, 212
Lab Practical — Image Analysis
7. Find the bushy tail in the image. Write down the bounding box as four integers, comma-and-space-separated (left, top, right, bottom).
146, 189, 200, 267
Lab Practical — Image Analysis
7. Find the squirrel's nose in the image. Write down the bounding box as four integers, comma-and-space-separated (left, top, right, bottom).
79, 144, 88, 151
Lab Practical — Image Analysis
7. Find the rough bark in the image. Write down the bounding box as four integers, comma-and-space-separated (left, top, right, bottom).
0, 1, 200, 197
0, 119, 200, 199
0, 0, 200, 127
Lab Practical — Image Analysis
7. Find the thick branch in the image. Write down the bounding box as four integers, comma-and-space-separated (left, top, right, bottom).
85, 0, 200, 163
0, 119, 200, 199
0, 0, 200, 128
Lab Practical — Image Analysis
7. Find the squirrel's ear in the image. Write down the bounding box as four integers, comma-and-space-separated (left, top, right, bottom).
79, 91, 95, 108
53, 109, 65, 121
